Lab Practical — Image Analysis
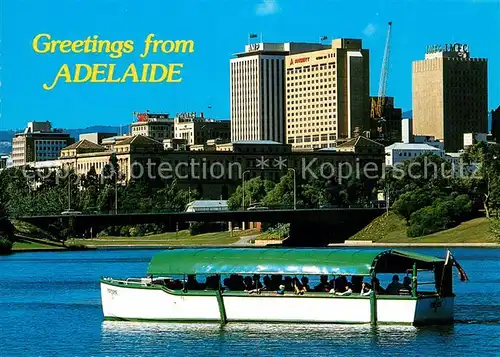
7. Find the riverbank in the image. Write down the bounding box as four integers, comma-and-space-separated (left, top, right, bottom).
67, 229, 256, 248
348, 214, 498, 244
9, 214, 499, 252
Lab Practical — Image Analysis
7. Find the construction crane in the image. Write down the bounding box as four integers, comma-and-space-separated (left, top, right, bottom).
375, 21, 393, 119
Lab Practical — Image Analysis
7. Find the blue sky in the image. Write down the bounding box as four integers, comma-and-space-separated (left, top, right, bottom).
1, 0, 499, 130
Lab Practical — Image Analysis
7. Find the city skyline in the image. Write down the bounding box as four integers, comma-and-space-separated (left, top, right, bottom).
1, 0, 499, 131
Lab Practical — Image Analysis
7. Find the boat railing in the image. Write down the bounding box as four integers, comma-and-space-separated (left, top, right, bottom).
102, 277, 152, 286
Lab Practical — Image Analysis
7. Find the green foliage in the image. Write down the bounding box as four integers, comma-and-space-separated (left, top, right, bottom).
228, 177, 275, 210
380, 154, 454, 204
153, 179, 197, 212
189, 222, 226, 236
392, 187, 445, 222
0, 238, 13, 254
262, 172, 295, 208
301, 170, 377, 208
463, 142, 500, 218
119, 225, 133, 237
0, 182, 15, 248
407, 194, 472, 237
264, 223, 290, 239
490, 219, 500, 242
65, 242, 88, 251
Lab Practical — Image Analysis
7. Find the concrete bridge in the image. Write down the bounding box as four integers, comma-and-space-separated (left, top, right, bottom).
19, 208, 385, 246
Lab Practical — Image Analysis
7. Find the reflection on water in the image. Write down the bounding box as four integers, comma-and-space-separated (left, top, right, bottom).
1, 248, 500, 356
100, 321, 460, 356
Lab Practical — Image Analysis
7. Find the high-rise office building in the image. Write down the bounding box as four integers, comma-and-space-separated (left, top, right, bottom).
412, 43, 488, 151
285, 39, 370, 150
12, 121, 74, 167
230, 42, 328, 143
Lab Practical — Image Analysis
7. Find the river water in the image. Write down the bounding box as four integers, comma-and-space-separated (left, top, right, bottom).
0, 248, 499, 356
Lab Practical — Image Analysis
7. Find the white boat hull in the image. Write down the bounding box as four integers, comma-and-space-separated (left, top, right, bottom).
101, 281, 454, 325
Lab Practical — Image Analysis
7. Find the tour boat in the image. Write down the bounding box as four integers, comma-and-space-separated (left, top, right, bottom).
100, 248, 460, 326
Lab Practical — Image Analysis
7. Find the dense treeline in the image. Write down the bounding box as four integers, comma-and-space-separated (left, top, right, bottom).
0, 167, 197, 218
1, 141, 499, 250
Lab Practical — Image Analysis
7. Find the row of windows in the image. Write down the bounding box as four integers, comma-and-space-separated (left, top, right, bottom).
35, 141, 66, 146
288, 107, 337, 114
288, 115, 337, 122
287, 78, 333, 87
36, 146, 62, 151
288, 133, 337, 143
288, 85, 334, 93
288, 121, 336, 128
289, 127, 336, 134
287, 71, 335, 80
286, 63, 335, 74
286, 96, 337, 107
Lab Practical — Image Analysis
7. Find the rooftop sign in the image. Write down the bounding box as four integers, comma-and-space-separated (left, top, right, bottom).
425, 43, 469, 58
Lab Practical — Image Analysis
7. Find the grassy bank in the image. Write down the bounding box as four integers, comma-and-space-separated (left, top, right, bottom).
12, 237, 66, 251
349, 213, 497, 243
68, 229, 255, 247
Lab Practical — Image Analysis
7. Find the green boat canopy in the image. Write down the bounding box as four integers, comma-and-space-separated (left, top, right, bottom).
147, 248, 444, 276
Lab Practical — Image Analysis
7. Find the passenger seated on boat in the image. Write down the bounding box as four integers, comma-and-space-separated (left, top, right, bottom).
270, 274, 283, 290
223, 278, 231, 291
253, 274, 263, 289
314, 275, 330, 292
331, 275, 347, 293
204, 275, 220, 290
300, 277, 310, 292
227, 274, 246, 291
244, 276, 253, 290
284, 276, 293, 291
372, 277, 385, 295
360, 282, 372, 296
292, 277, 306, 295
386, 275, 404, 295
351, 275, 364, 293
398, 276, 412, 295
276, 284, 286, 295
186, 275, 204, 290
244, 275, 262, 294
262, 276, 272, 291
334, 284, 353, 296
331, 276, 353, 296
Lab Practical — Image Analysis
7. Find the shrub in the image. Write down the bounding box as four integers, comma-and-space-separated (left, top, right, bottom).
65, 242, 88, 251
119, 225, 132, 237
129, 225, 146, 237
0, 237, 13, 254
264, 223, 290, 239
407, 195, 472, 237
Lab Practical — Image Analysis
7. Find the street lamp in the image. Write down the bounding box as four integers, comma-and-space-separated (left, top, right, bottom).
114, 170, 118, 215
66, 171, 77, 211
385, 182, 390, 216
287, 168, 296, 210
242, 170, 250, 210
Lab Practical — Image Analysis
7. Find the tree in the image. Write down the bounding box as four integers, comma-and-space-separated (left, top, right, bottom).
463, 142, 500, 218
0, 185, 15, 254
153, 180, 197, 212
381, 154, 453, 200
407, 194, 472, 237
262, 171, 295, 208
392, 187, 445, 222
301, 168, 377, 208
227, 177, 275, 210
